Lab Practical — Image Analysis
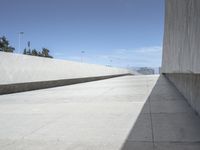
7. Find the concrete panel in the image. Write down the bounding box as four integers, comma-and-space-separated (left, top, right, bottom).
0, 52, 132, 94
152, 113, 200, 142
121, 142, 154, 150
0, 74, 130, 95
0, 75, 158, 150
165, 73, 200, 115
154, 142, 200, 150
126, 114, 152, 142
162, 0, 200, 73
161, 0, 200, 118
150, 100, 193, 114
0, 52, 132, 85
1, 75, 200, 149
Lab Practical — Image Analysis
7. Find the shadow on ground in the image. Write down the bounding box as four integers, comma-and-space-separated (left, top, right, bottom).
121, 75, 200, 150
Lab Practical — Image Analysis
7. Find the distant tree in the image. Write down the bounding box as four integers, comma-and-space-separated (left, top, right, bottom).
0, 36, 15, 52
31, 49, 38, 56
27, 49, 31, 55
42, 48, 49, 57
23, 48, 32, 55
22, 47, 53, 59
0, 36, 9, 48
38, 51, 43, 57
42, 48, 53, 58
23, 48, 27, 54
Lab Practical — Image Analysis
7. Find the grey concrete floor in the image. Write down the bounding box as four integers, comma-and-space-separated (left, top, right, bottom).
0, 75, 200, 150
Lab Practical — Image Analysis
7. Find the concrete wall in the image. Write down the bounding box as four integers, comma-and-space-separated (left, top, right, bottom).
162, 0, 200, 73
162, 0, 200, 114
0, 52, 132, 94
166, 74, 200, 114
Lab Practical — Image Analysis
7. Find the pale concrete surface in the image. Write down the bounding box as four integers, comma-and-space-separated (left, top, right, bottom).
165, 74, 200, 116
162, 0, 200, 73
0, 51, 132, 85
0, 75, 200, 150
161, 0, 200, 116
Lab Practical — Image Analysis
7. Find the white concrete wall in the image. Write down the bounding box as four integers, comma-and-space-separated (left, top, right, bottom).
0, 52, 131, 85
162, 0, 200, 73
162, 0, 200, 115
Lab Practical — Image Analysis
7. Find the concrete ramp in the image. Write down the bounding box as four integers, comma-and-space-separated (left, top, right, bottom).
0, 52, 132, 94
0, 75, 200, 150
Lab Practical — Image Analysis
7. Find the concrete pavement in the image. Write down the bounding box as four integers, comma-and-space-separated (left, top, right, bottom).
0, 75, 200, 150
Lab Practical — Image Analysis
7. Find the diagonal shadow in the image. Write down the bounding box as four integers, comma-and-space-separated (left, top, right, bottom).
120, 75, 200, 150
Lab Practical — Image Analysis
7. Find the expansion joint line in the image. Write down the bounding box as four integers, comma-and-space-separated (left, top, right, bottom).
146, 79, 155, 149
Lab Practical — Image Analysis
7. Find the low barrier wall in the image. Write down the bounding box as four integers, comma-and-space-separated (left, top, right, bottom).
0, 52, 133, 94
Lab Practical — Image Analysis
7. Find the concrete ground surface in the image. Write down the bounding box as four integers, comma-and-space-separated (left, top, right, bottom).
0, 75, 200, 150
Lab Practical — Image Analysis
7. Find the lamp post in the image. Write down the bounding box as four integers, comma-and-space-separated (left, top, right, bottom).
18, 32, 24, 53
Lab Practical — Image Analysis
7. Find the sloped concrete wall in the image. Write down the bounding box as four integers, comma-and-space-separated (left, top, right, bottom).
0, 52, 132, 94
162, 0, 200, 115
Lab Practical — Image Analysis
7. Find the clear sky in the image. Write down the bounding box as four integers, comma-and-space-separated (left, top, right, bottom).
1, 0, 164, 68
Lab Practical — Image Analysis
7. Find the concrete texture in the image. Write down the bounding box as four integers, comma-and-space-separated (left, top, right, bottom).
0, 52, 132, 85
0, 52, 133, 94
0, 74, 130, 95
165, 73, 200, 115
161, 0, 200, 115
162, 0, 200, 73
0, 75, 200, 150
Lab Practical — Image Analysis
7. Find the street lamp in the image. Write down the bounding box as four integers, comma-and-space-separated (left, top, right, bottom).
18, 32, 24, 53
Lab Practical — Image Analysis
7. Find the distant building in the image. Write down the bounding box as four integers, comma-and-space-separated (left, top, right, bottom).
137, 67, 155, 75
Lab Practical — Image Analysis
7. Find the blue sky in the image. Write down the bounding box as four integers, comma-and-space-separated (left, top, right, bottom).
1, 0, 164, 68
